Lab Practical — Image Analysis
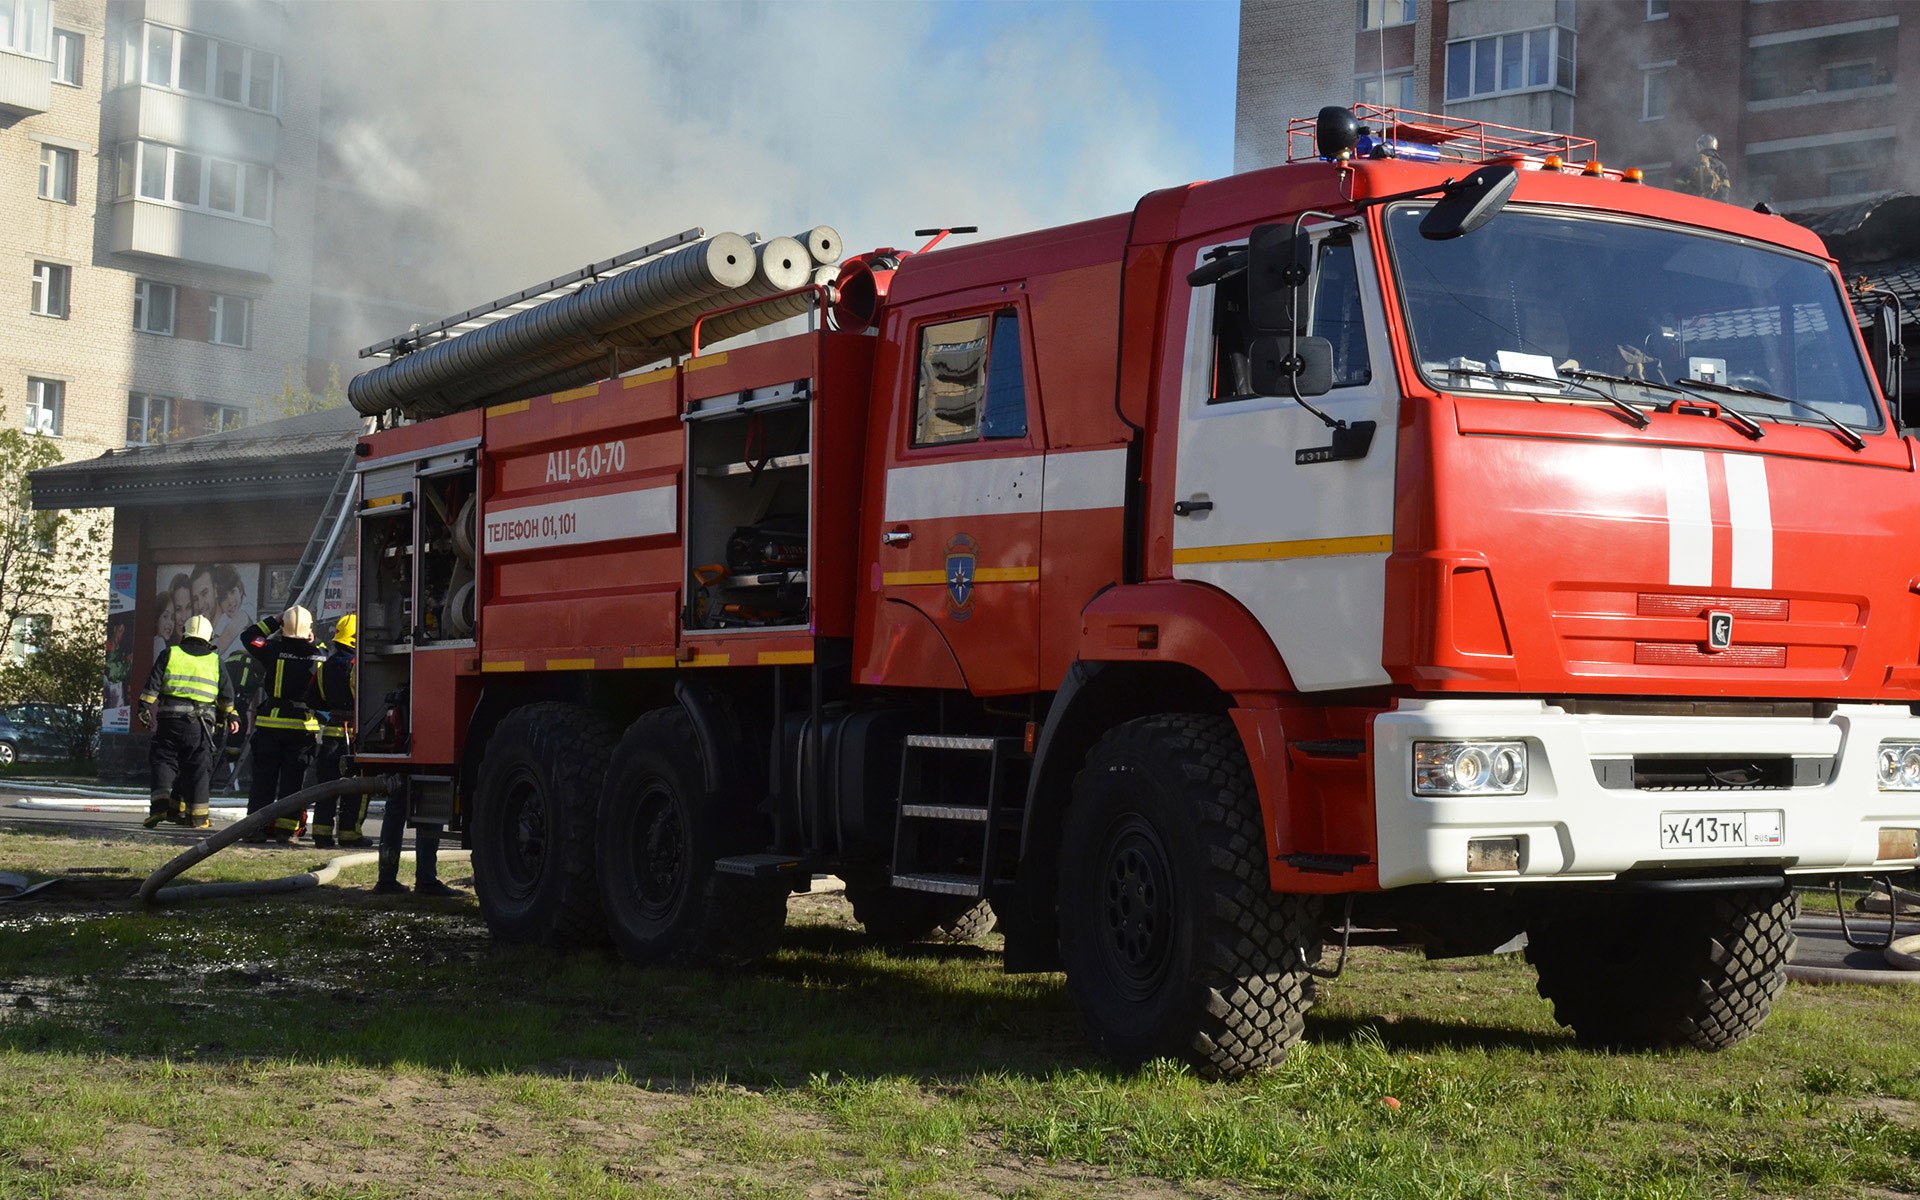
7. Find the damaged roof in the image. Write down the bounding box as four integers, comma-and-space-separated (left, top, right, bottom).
30, 404, 365, 510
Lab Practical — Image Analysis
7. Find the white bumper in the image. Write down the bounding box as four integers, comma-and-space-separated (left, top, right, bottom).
1372, 699, 1920, 889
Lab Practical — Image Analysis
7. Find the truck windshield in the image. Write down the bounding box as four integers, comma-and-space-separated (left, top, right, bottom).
1385, 205, 1883, 433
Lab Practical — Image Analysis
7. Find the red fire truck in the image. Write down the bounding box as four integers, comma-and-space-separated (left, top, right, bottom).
347, 107, 1920, 1077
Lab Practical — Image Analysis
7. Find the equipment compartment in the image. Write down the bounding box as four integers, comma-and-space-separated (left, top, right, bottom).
684, 385, 812, 630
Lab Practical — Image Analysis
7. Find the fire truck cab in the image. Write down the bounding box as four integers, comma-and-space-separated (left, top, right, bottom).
348, 108, 1920, 1077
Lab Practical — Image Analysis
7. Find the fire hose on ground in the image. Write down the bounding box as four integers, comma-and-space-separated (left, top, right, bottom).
138, 775, 468, 906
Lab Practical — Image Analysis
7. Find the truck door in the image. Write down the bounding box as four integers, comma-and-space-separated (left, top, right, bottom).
862, 299, 1041, 695
1170, 227, 1399, 691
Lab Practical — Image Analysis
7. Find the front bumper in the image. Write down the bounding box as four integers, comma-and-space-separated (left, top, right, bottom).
1372, 699, 1920, 889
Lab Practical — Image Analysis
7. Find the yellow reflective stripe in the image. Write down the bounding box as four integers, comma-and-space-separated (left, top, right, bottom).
257, 713, 319, 731
1170, 534, 1393, 565
160, 647, 220, 702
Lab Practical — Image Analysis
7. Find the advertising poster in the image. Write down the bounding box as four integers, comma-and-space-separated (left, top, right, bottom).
102, 564, 137, 733
318, 556, 358, 623
155, 562, 263, 662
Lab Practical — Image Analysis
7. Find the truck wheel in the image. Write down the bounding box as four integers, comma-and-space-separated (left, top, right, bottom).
1057, 714, 1323, 1080
597, 708, 786, 965
470, 702, 619, 946
842, 871, 997, 944
1525, 886, 1797, 1050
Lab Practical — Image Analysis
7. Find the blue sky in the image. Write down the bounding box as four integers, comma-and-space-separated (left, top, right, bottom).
927, 0, 1241, 178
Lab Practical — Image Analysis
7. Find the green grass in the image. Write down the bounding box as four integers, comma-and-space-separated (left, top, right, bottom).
0, 828, 1917, 1198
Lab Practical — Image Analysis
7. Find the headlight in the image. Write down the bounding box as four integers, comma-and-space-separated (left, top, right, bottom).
1875, 740, 1920, 790
1414, 740, 1528, 796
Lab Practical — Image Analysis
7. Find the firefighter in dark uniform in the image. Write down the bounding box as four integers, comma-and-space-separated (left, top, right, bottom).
241, 604, 327, 843
137, 614, 239, 829
217, 650, 262, 791
307, 613, 367, 849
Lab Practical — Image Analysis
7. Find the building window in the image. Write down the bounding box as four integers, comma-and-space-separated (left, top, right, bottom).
29, 262, 68, 318
8, 615, 49, 664
209, 294, 249, 347
25, 378, 63, 436
115, 142, 273, 225
1357, 70, 1417, 108
1647, 0, 1670, 18
133, 280, 176, 335
912, 311, 1028, 446
130, 22, 279, 115
1825, 59, 1876, 92
1360, 0, 1414, 31
0, 0, 51, 58
51, 27, 80, 84
38, 144, 75, 203
126, 392, 176, 445
1828, 166, 1873, 196
203, 403, 245, 434
1446, 26, 1574, 102
1642, 65, 1671, 120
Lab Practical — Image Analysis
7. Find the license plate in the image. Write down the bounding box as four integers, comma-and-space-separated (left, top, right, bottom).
1659, 810, 1784, 851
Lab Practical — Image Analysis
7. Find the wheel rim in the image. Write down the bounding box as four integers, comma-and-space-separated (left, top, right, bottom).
0, 743, 14, 767
1095, 815, 1176, 1002
630, 775, 686, 923
496, 765, 548, 900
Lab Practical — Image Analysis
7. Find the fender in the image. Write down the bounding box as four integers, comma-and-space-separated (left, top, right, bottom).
672, 678, 755, 797
1078, 579, 1296, 695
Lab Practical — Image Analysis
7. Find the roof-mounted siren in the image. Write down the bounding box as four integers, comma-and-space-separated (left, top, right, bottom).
1317, 106, 1361, 161
830, 250, 903, 333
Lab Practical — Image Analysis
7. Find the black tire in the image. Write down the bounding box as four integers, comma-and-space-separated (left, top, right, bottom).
1525, 886, 1797, 1050
470, 702, 619, 946
597, 708, 786, 965
842, 871, 998, 945
0, 741, 15, 768
1057, 714, 1323, 1080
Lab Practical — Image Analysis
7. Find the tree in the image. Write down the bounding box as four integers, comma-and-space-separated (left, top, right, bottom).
0, 619, 107, 762
266, 362, 349, 419
0, 393, 93, 639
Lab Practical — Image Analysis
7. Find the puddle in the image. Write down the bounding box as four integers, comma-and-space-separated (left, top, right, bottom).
0, 974, 83, 1022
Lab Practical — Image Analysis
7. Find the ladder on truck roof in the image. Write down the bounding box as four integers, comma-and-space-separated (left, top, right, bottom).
357, 229, 708, 361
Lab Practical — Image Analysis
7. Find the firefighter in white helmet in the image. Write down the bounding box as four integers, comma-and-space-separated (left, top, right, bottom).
136, 613, 238, 829
240, 604, 327, 843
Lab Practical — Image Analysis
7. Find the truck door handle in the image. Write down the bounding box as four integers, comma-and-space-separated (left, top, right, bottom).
1173, 500, 1214, 517
882, 530, 914, 546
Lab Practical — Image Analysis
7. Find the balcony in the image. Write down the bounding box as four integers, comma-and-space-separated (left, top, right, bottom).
0, 46, 51, 115
111, 198, 273, 276
108, 85, 279, 163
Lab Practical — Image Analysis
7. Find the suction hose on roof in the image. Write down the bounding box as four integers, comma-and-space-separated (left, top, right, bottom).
139, 775, 399, 906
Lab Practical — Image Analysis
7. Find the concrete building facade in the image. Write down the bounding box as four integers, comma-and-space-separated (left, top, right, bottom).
1237, 1, 1920, 213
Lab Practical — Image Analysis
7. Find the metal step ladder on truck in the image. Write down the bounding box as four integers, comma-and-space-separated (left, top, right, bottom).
344, 105, 1920, 1079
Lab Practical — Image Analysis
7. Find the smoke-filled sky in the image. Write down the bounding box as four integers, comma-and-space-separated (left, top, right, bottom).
305, 0, 1237, 306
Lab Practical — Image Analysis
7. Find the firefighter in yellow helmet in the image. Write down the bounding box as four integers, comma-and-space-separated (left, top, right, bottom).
306, 613, 366, 848
240, 604, 327, 843
136, 613, 238, 829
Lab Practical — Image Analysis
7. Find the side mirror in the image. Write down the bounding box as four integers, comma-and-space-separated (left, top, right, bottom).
1250, 335, 1334, 399
1247, 223, 1311, 334
1420, 165, 1519, 241
1865, 301, 1907, 424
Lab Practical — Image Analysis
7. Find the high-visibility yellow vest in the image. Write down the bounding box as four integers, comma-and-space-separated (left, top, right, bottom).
157, 645, 220, 705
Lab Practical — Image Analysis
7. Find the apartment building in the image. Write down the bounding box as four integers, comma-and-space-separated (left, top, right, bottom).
0, 0, 319, 647
1237, 1, 1919, 212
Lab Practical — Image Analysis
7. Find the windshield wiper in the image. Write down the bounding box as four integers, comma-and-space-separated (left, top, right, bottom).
1560, 368, 1764, 441
1443, 365, 1651, 429
1674, 377, 1866, 451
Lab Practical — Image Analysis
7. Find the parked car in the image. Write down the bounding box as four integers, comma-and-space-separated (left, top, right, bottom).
0, 703, 91, 767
